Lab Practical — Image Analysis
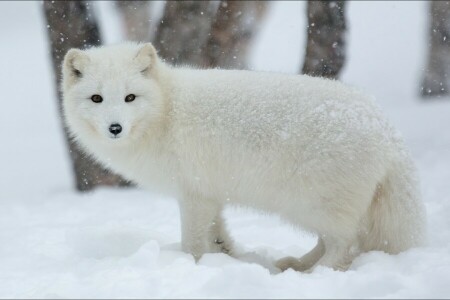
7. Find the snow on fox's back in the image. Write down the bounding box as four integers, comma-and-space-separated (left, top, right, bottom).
62, 42, 426, 272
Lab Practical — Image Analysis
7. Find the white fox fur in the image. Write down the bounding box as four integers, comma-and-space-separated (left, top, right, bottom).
62, 43, 426, 272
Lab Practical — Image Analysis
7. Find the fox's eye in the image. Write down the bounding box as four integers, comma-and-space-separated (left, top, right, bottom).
91, 94, 103, 103
125, 94, 136, 103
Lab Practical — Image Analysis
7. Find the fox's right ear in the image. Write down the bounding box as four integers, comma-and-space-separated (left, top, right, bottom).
62, 49, 90, 87
134, 43, 158, 76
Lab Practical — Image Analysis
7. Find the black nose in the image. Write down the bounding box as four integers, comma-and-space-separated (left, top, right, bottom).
109, 123, 122, 135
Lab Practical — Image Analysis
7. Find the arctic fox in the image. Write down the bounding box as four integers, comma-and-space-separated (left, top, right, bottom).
62, 43, 425, 272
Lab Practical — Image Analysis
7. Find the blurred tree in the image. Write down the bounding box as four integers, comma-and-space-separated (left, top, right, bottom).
153, 1, 216, 65
302, 1, 346, 78
115, 0, 152, 42
202, 1, 268, 69
153, 0, 267, 68
43, 1, 130, 191
421, 1, 450, 98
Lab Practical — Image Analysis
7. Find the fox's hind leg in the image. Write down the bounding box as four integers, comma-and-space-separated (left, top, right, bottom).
276, 235, 358, 272
310, 235, 359, 271
276, 237, 325, 272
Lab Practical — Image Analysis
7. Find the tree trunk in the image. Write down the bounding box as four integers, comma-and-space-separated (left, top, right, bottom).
43, 1, 130, 191
153, 1, 216, 66
202, 1, 268, 69
115, 0, 152, 42
421, 1, 450, 97
302, 1, 346, 79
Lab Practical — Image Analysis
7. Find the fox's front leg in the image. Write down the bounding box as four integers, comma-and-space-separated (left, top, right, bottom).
179, 190, 232, 260
209, 213, 234, 255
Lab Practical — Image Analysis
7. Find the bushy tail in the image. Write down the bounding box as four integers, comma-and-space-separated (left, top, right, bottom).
360, 155, 426, 254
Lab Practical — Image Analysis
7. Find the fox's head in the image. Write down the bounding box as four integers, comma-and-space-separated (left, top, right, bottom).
62, 43, 166, 149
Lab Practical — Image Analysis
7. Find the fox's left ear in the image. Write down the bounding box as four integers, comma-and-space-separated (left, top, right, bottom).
134, 43, 158, 76
63, 49, 90, 77
62, 48, 90, 89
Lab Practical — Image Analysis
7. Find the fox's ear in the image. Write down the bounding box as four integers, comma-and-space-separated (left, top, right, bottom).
63, 48, 90, 85
134, 43, 158, 76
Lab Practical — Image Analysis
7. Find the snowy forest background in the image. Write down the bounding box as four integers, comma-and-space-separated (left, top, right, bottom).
1, 0, 450, 298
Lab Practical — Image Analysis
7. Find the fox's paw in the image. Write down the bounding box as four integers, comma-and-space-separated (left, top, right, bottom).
275, 256, 313, 273
212, 237, 234, 256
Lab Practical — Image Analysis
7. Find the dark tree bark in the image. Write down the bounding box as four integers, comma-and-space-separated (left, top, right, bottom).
115, 0, 152, 42
43, 1, 130, 191
421, 1, 450, 98
202, 1, 268, 69
302, 1, 346, 79
153, 1, 216, 66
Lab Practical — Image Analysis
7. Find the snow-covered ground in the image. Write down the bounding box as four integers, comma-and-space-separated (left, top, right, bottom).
1, 1, 450, 298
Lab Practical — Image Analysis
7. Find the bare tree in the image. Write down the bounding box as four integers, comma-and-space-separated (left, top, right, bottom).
421, 1, 450, 97
302, 1, 346, 79
115, 1, 152, 42
153, 1, 216, 66
202, 1, 268, 69
153, 1, 267, 69
43, 1, 130, 191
